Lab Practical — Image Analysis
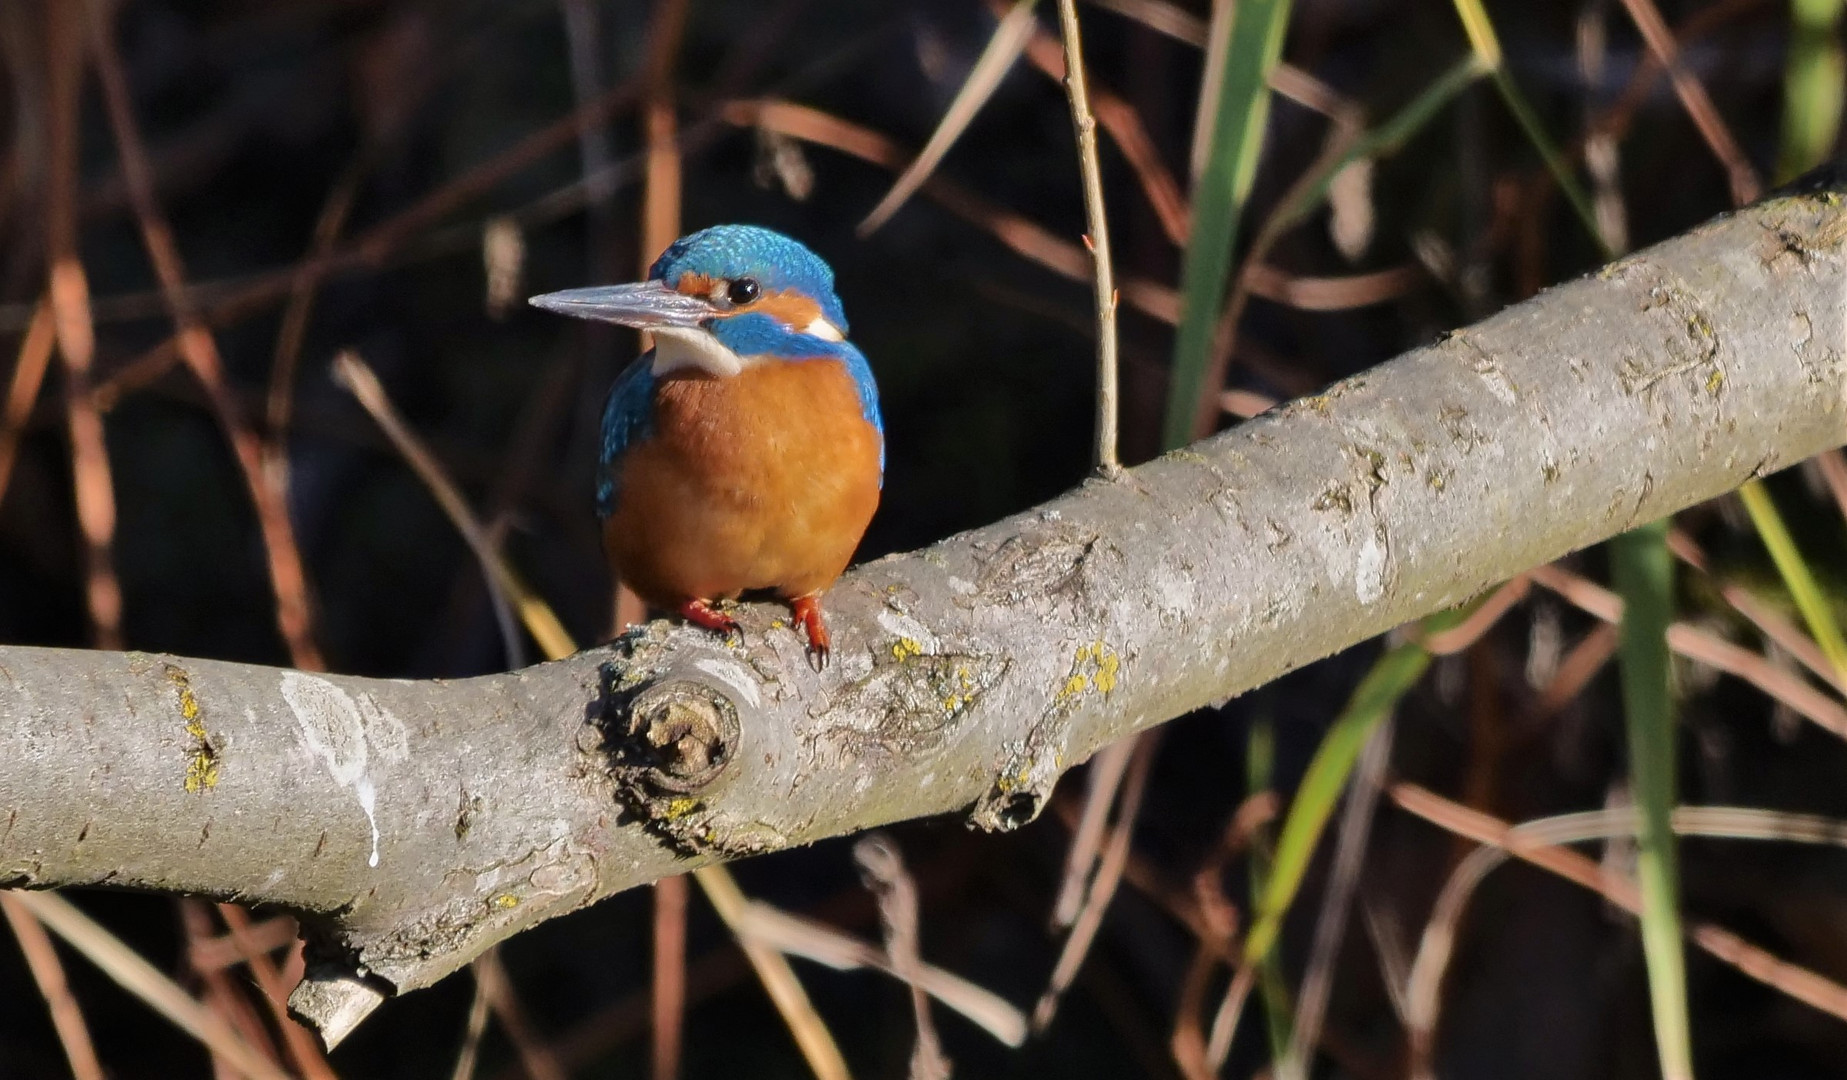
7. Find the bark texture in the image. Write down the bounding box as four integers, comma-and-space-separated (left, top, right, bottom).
2, 177, 1844, 1042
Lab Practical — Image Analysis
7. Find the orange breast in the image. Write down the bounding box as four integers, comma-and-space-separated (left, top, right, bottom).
604, 358, 882, 607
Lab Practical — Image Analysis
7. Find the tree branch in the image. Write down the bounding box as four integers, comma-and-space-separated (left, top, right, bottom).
3, 173, 1844, 1045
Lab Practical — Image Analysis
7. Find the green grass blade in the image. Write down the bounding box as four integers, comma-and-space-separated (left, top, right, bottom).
1611, 518, 1693, 1080
1737, 479, 1847, 681
1162, 0, 1293, 451
1777, 0, 1846, 183
1270, 54, 1486, 237
1242, 640, 1431, 965
1446, 0, 1612, 258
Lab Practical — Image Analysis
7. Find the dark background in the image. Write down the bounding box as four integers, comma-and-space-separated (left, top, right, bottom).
2, 0, 1846, 1077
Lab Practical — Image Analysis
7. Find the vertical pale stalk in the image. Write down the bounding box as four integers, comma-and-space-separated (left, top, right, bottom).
1055, 0, 1121, 476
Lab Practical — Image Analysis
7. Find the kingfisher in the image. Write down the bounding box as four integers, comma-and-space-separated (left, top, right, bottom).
530, 225, 882, 666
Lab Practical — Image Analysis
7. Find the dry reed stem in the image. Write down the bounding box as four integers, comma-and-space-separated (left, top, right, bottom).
1033, 732, 1160, 1031
0, 299, 54, 505
1393, 783, 1847, 1076
218, 904, 338, 1080
854, 835, 951, 1080
1529, 563, 1847, 738
15, 891, 289, 1080
45, 3, 123, 650
1613, 0, 1762, 205
1051, 739, 1136, 928
1, 892, 105, 1080
86, 0, 323, 669
448, 972, 494, 1080
472, 946, 569, 1080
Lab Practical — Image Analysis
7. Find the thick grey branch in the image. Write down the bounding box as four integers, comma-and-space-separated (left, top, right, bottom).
3, 181, 1844, 1042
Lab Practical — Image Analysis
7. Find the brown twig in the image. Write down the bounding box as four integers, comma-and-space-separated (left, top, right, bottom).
472, 946, 569, 1080
1393, 783, 1847, 1076
1529, 562, 1847, 738
1613, 0, 1762, 205
1051, 740, 1136, 928
1, 892, 105, 1080
86, 0, 324, 669
854, 835, 951, 1080
1668, 526, 1847, 696
44, 1, 124, 651
0, 298, 55, 506
1033, 731, 1160, 1031
14, 891, 290, 1080
218, 904, 338, 1080
637, 5, 691, 1073
179, 899, 283, 1080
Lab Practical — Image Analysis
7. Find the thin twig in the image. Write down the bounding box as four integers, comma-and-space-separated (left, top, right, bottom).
330, 351, 539, 667
218, 904, 339, 1080
637, 6, 692, 1072
1530, 562, 1847, 738
86, 0, 324, 669
1011, 6, 1191, 244
1055, 0, 1122, 477
1033, 732, 1160, 1030
1394, 784, 1847, 1077
1051, 740, 1136, 928
179, 898, 282, 1080
1281, 719, 1393, 1078
45, 1, 123, 650
11, 891, 290, 1080
1613, 0, 1762, 205
652, 875, 690, 1080
695, 866, 855, 1080
472, 946, 569, 1080
0, 298, 55, 506
855, 835, 951, 1080
1, 892, 105, 1080
448, 972, 494, 1080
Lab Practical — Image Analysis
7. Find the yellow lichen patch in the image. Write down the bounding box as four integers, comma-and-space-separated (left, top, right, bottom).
1052, 642, 1122, 711
492, 894, 520, 910
892, 637, 923, 661
663, 797, 702, 820
1705, 368, 1724, 396
1095, 650, 1120, 694
167, 666, 219, 793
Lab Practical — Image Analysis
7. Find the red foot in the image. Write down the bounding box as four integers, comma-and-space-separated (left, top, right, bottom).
678, 598, 740, 640
790, 594, 831, 670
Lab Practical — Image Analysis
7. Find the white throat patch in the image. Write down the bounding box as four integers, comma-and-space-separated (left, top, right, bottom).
650, 326, 747, 378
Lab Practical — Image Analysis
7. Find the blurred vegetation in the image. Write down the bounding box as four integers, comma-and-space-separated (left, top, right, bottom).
1, 0, 1846, 1077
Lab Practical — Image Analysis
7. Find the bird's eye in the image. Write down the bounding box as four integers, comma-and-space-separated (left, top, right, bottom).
726, 278, 761, 306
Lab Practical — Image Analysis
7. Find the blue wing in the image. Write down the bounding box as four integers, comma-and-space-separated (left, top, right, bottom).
596, 354, 657, 518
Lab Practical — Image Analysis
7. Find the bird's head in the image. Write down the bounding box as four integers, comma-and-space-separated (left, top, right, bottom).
529, 224, 851, 378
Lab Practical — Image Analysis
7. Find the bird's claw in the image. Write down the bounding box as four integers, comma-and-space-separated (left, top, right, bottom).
790, 594, 831, 672
678, 598, 742, 644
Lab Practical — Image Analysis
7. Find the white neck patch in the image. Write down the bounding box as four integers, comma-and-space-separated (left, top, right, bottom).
650, 326, 748, 378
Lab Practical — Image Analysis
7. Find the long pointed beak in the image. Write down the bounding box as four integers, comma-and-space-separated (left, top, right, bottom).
528, 281, 716, 329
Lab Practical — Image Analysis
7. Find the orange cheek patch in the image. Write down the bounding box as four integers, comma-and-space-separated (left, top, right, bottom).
673, 272, 719, 297
748, 289, 828, 332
